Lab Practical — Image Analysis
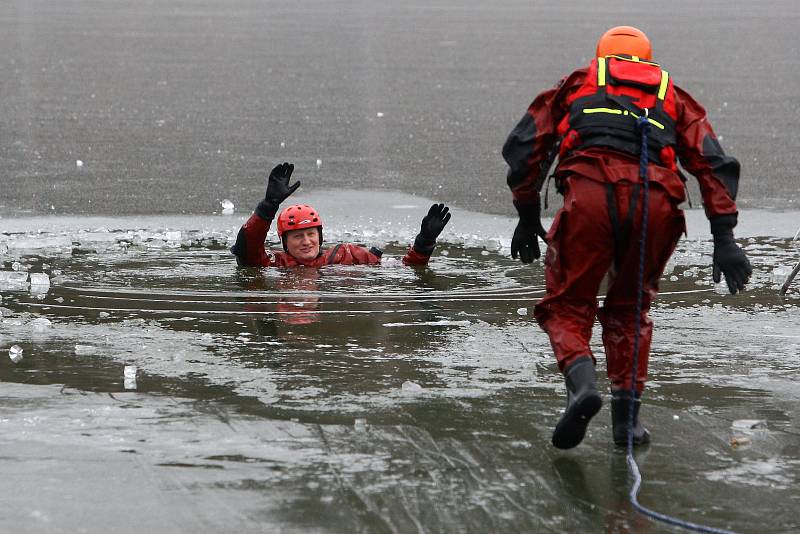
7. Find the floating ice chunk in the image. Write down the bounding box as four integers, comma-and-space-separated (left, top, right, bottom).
0, 242, 8, 255
98, 311, 110, 318
30, 317, 52, 332
9, 345, 23, 363
376, 112, 384, 117
12, 262, 26, 272
316, 159, 322, 168
280, 141, 286, 148
354, 418, 368, 432
713, 283, 729, 295
673, 414, 680, 420
165, 231, 182, 242
201, 332, 213, 344
0, 271, 29, 291
732, 419, 767, 431
401, 380, 423, 393
30, 273, 50, 296
0, 271, 28, 283
516, 307, 528, 316
772, 266, 792, 284
124, 365, 137, 390
220, 199, 234, 215
76, 160, 84, 167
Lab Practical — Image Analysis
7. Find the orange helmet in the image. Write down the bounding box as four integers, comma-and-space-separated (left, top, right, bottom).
596, 26, 652, 60
276, 204, 323, 238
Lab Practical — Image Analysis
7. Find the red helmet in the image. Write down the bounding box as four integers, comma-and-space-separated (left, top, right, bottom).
596, 26, 652, 60
276, 204, 323, 238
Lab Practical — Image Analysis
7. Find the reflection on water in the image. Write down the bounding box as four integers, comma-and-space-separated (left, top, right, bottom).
1, 218, 799, 532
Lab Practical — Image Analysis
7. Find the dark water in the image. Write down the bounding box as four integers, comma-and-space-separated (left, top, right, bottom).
1, 0, 799, 218
1, 198, 799, 532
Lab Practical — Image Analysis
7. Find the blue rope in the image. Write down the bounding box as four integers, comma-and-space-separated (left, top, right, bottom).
626, 112, 735, 534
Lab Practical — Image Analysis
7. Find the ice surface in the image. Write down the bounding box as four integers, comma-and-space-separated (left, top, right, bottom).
74, 345, 97, 356
29, 317, 52, 332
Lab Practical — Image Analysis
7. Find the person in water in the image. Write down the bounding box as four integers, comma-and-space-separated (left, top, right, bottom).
231, 162, 451, 268
502, 26, 752, 449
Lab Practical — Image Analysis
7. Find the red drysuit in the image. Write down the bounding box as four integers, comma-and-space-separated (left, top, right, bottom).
231, 212, 432, 268
503, 56, 740, 393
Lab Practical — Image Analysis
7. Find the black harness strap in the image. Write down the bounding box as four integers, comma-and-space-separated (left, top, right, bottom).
327, 244, 343, 265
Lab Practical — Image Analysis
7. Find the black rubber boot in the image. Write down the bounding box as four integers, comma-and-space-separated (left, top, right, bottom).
552, 358, 603, 449
611, 390, 651, 447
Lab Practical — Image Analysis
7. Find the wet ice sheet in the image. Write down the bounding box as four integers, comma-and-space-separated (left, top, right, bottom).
1, 202, 799, 532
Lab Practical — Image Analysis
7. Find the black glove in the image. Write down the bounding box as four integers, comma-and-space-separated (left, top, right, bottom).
511, 199, 548, 263
710, 214, 752, 294
255, 162, 300, 220
414, 203, 451, 255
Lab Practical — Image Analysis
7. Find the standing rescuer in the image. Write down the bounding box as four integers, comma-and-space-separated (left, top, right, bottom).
503, 26, 752, 449
231, 162, 451, 268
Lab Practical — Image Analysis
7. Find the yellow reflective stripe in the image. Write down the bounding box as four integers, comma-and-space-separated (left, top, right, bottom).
631, 55, 639, 62
583, 107, 623, 115
581, 108, 666, 129
597, 57, 606, 86
658, 70, 669, 100
643, 116, 665, 129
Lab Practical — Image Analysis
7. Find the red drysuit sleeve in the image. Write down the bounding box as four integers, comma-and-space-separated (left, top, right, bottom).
673, 85, 740, 218
502, 68, 588, 205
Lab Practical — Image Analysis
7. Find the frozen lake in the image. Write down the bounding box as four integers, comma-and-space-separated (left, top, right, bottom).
2, 0, 799, 531
2, 191, 799, 532
1, 0, 799, 218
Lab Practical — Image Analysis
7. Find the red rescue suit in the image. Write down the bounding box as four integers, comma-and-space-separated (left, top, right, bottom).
231, 212, 432, 268
503, 55, 740, 393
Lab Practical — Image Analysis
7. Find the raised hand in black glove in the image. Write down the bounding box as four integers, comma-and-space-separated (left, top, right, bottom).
511, 199, 548, 263
255, 162, 301, 220
414, 203, 452, 255
710, 214, 752, 294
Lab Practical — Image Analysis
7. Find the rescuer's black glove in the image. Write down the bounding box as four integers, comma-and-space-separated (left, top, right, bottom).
414, 203, 452, 255
710, 214, 752, 294
255, 162, 301, 220
511, 199, 548, 263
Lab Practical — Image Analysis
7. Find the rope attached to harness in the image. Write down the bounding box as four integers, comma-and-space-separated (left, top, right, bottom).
626, 111, 735, 534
